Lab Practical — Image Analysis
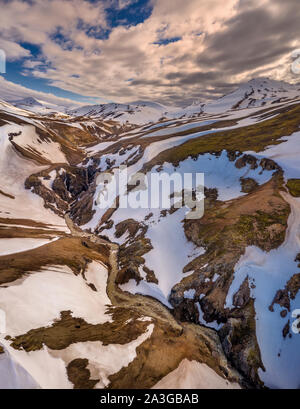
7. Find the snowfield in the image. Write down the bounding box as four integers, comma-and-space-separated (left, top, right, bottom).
152, 359, 241, 389
0, 262, 111, 337
0, 238, 56, 256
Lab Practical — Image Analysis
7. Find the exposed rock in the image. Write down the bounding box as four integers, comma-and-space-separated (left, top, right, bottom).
259, 158, 281, 172
98, 219, 114, 233
25, 174, 69, 216
172, 300, 200, 324
295, 253, 300, 268
282, 320, 290, 338
115, 219, 147, 239
233, 277, 251, 308
52, 174, 71, 202
204, 187, 218, 201
219, 300, 265, 387
67, 358, 99, 389
240, 177, 259, 194
227, 150, 242, 162
144, 212, 153, 221
117, 228, 154, 285
269, 273, 300, 313
280, 310, 288, 318
269, 289, 291, 312
142, 265, 158, 284
70, 190, 96, 225
235, 154, 258, 170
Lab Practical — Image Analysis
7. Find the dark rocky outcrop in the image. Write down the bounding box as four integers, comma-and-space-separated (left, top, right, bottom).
235, 154, 258, 170
269, 273, 300, 314
67, 358, 99, 389
240, 177, 259, 194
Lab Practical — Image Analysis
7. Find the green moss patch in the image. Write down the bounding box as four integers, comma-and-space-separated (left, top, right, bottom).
286, 179, 300, 197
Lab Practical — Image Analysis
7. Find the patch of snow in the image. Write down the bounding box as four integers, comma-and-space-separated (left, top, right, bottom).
0, 237, 56, 256
86, 141, 116, 154
253, 131, 300, 180
0, 341, 72, 389
50, 323, 154, 388
0, 346, 40, 389
184, 289, 196, 299
0, 262, 111, 337
152, 359, 241, 389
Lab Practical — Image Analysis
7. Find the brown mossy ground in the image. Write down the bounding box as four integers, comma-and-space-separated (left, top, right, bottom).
0, 236, 109, 285
10, 309, 149, 352
183, 172, 289, 290
67, 358, 99, 389
0, 226, 63, 239
0, 216, 67, 241
139, 118, 238, 141
0, 217, 57, 229
9, 309, 241, 389
286, 179, 300, 197
188, 171, 288, 251
107, 320, 241, 389
39, 123, 99, 165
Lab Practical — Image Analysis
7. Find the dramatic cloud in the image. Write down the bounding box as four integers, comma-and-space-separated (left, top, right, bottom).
0, 0, 299, 106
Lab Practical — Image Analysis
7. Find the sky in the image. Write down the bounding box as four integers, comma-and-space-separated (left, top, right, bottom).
0, 0, 299, 108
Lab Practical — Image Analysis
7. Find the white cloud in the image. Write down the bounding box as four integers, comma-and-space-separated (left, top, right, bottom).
0, 39, 31, 61
118, 0, 138, 9
0, 0, 299, 105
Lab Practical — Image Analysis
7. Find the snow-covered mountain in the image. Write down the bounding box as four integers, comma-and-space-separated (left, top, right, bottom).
5, 78, 300, 125
67, 78, 300, 124
11, 97, 43, 108
203, 78, 300, 114
178, 77, 298, 118
9, 97, 69, 117
171, 78, 300, 119
67, 100, 177, 125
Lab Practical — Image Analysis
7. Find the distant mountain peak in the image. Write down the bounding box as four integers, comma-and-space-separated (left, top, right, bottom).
11, 97, 43, 107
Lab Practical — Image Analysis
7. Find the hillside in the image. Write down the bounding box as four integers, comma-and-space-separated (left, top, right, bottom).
0, 79, 300, 389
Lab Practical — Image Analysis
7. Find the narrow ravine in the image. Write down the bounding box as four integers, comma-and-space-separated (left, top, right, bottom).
65, 214, 183, 334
